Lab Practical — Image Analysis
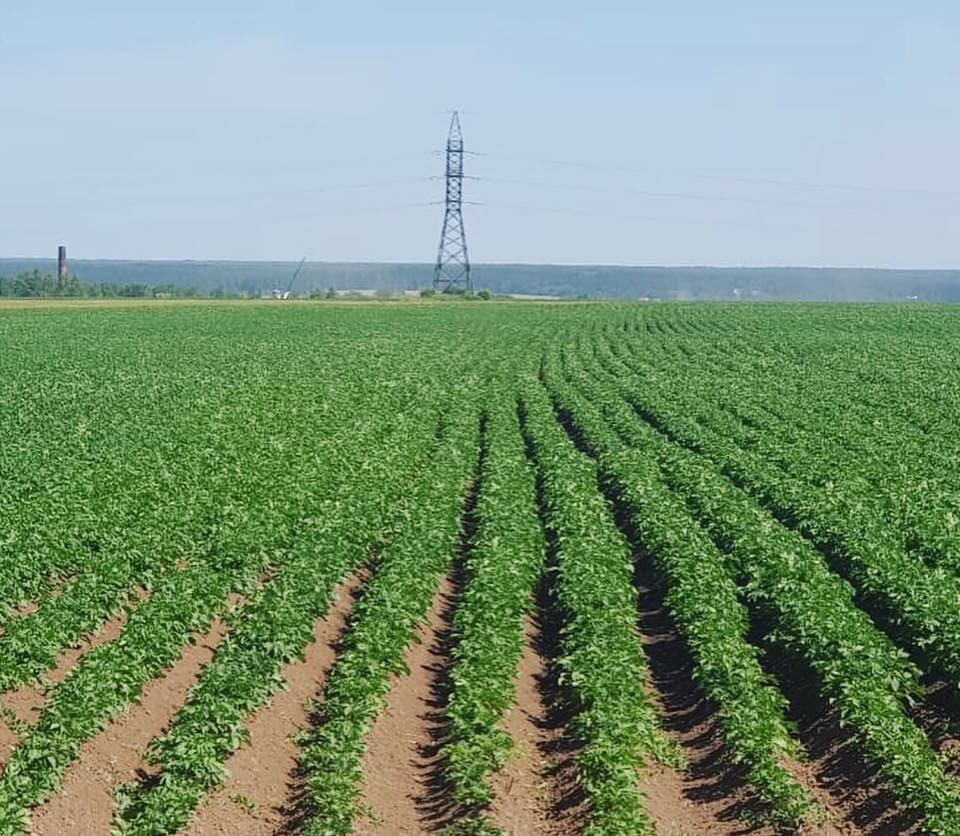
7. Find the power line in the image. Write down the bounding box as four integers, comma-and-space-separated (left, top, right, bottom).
466, 149, 960, 200
5, 151, 438, 190
468, 175, 917, 214
91, 201, 438, 229
469, 200, 818, 233
174, 176, 434, 204
14, 176, 436, 210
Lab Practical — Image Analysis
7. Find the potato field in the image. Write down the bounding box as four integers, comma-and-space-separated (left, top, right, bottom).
1, 300, 960, 835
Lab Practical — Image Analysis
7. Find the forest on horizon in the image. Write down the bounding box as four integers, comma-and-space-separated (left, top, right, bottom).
2, 259, 959, 301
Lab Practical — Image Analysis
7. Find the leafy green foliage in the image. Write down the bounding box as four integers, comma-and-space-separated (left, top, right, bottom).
113, 405, 453, 834
441, 395, 545, 814
570, 320, 960, 834
296, 402, 482, 835
519, 381, 679, 835
544, 362, 815, 827
5, 302, 960, 836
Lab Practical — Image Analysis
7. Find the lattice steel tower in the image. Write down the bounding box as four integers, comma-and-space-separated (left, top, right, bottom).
433, 111, 471, 293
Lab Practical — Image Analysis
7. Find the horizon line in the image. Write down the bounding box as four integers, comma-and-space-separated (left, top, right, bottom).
2, 257, 960, 273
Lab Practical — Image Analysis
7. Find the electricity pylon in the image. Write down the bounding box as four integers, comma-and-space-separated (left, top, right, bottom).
433, 111, 471, 293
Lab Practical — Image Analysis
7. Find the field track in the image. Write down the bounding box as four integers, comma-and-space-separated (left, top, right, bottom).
1, 300, 959, 834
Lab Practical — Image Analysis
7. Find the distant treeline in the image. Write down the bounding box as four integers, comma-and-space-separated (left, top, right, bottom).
0, 270, 201, 299
2, 260, 960, 301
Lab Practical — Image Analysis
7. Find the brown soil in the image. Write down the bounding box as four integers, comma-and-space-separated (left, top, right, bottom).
0, 535, 934, 836
783, 680, 923, 836
634, 576, 892, 836
0, 590, 145, 771
633, 565, 774, 836
779, 754, 858, 835
1, 687, 44, 742
1, 599, 139, 774
488, 612, 570, 835
0, 713, 19, 768
28, 613, 230, 835
0, 581, 68, 637
186, 573, 364, 835
644, 737, 844, 836
629, 539, 910, 836
640, 607, 925, 836
356, 573, 458, 835
733, 602, 933, 836
10, 600, 41, 619
911, 677, 960, 780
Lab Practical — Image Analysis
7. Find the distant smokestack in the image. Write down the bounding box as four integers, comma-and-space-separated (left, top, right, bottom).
57, 245, 67, 287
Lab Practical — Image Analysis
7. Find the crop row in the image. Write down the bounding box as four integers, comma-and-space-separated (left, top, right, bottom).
608, 328, 960, 573
0, 331, 407, 705
113, 393, 453, 834
0, 383, 433, 834
519, 379, 679, 835
541, 362, 814, 827
441, 393, 546, 819
594, 337, 960, 690
614, 309, 960, 572
295, 396, 482, 835
0, 342, 210, 617
0, 307, 324, 630
0, 545, 267, 832
559, 342, 960, 833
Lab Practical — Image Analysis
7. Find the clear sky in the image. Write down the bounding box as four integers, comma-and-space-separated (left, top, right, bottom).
2, 2, 959, 267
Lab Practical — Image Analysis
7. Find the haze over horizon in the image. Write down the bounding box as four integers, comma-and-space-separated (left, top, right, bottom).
2, 2, 959, 269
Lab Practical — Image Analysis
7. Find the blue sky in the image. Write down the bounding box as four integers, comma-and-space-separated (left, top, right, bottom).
2, 2, 959, 266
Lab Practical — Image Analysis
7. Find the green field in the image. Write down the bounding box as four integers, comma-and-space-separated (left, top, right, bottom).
1, 301, 960, 835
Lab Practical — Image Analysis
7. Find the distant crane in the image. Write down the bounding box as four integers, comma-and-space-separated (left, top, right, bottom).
273, 257, 306, 299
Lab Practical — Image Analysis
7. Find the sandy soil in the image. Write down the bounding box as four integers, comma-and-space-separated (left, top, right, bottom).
783, 679, 922, 835
0, 545, 937, 835
633, 556, 913, 836
634, 566, 771, 836
356, 573, 460, 834
488, 612, 569, 835
186, 574, 363, 835
0, 592, 144, 776
29, 613, 231, 834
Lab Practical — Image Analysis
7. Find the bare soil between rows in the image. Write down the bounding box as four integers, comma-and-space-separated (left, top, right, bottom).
0, 547, 940, 834
187, 574, 364, 835
488, 610, 570, 835
356, 573, 459, 834
0, 590, 146, 777
633, 556, 880, 836
29, 613, 231, 834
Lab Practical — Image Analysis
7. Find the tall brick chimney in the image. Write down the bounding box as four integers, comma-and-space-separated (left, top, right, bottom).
57, 245, 67, 288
